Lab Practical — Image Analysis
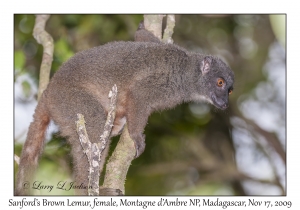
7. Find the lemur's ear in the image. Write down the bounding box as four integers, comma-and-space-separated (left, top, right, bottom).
201, 56, 213, 75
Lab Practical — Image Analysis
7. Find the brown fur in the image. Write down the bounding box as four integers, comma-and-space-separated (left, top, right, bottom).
15, 94, 50, 195
15, 28, 234, 195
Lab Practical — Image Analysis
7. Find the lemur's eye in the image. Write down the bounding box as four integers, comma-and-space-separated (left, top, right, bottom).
229, 89, 233, 95
217, 78, 224, 87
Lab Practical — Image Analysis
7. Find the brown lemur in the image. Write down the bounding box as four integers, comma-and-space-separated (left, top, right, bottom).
15, 22, 234, 195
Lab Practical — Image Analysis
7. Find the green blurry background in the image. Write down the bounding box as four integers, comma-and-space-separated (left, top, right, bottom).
14, 14, 286, 195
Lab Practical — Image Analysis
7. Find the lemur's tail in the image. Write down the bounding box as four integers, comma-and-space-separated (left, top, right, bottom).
15, 94, 50, 195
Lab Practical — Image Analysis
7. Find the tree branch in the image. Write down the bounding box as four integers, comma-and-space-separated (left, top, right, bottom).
232, 106, 286, 164
76, 85, 117, 195
101, 124, 135, 194
33, 14, 54, 101
162, 15, 175, 44
143, 15, 165, 40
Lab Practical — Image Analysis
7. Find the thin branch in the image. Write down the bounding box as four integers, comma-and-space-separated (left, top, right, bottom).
98, 85, 118, 151
143, 15, 165, 40
233, 106, 286, 164
14, 154, 20, 165
251, 132, 285, 194
162, 15, 175, 44
33, 14, 54, 101
76, 85, 117, 196
248, 118, 286, 164
230, 101, 285, 165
